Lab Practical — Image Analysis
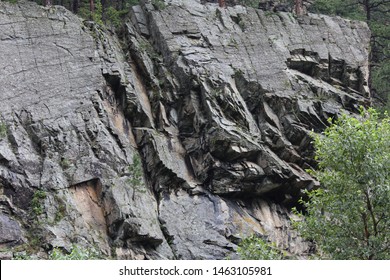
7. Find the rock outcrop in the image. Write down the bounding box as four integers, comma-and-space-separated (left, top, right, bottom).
0, 0, 370, 259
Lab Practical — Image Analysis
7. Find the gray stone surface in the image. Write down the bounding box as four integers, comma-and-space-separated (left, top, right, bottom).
0, 1, 172, 259
0, 0, 370, 259
0, 214, 22, 247
127, 0, 370, 259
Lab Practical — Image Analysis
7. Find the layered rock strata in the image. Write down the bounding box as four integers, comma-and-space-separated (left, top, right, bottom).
0, 0, 370, 259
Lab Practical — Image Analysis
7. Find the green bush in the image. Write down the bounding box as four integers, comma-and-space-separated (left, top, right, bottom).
293, 108, 390, 259
372, 61, 390, 112
128, 154, 143, 187
105, 6, 126, 27
49, 245, 100, 260
152, 0, 166, 10
3, 0, 18, 4
92, 0, 104, 25
0, 121, 6, 139
237, 235, 284, 260
31, 190, 47, 216
238, 0, 259, 9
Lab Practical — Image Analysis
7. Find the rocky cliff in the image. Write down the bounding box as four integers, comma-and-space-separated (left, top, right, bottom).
0, 0, 371, 259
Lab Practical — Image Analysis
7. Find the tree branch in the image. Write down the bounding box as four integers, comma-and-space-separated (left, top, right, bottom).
361, 212, 370, 245
369, 0, 390, 9
364, 190, 379, 237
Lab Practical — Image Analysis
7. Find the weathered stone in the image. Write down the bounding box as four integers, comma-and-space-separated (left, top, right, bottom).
0, 0, 370, 259
0, 214, 22, 248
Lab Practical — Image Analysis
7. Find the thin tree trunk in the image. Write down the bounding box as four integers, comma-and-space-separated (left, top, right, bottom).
294, 0, 304, 16
364, 190, 378, 236
364, 0, 372, 21
72, 0, 79, 14
359, 0, 371, 23
90, 0, 95, 20
102, 0, 106, 21
218, 0, 226, 8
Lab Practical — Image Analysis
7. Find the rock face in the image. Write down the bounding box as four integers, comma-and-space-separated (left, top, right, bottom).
0, 0, 370, 259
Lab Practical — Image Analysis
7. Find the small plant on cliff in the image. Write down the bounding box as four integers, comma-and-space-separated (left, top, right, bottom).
49, 245, 100, 260
237, 235, 285, 260
60, 157, 71, 169
293, 108, 390, 259
105, 6, 126, 27
3, 0, 18, 4
128, 154, 143, 187
53, 195, 67, 224
152, 0, 167, 10
13, 252, 33, 260
237, 0, 259, 9
31, 190, 47, 216
0, 121, 6, 139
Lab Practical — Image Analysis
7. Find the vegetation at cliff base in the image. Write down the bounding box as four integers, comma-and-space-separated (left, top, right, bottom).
237, 235, 285, 260
293, 108, 390, 259
49, 245, 101, 260
238, 109, 389, 260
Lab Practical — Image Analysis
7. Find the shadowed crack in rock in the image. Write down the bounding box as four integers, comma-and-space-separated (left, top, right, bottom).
0, 0, 371, 259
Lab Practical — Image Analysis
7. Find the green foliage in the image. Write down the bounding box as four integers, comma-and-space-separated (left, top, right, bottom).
49, 245, 100, 260
3, 0, 19, 4
310, 0, 338, 14
237, 235, 285, 260
105, 6, 122, 27
152, 0, 166, 10
13, 252, 33, 260
128, 154, 143, 187
138, 38, 161, 61
8, 244, 40, 259
127, 0, 140, 6
53, 195, 67, 224
294, 108, 390, 259
23, 0, 141, 27
237, 0, 259, 9
78, 6, 92, 21
54, 206, 66, 223
0, 121, 7, 139
372, 61, 390, 111
310, 0, 365, 20
31, 190, 47, 216
60, 157, 71, 169
92, 0, 103, 25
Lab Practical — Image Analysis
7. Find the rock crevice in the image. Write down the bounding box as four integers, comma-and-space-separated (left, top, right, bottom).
0, 0, 370, 259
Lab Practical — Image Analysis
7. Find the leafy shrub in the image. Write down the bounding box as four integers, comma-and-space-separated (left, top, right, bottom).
237, 235, 284, 260
293, 108, 390, 259
31, 190, 47, 216
0, 121, 6, 139
49, 245, 100, 260
152, 0, 166, 10
128, 154, 143, 187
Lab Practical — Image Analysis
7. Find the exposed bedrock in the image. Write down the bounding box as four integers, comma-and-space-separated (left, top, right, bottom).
0, 0, 370, 259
